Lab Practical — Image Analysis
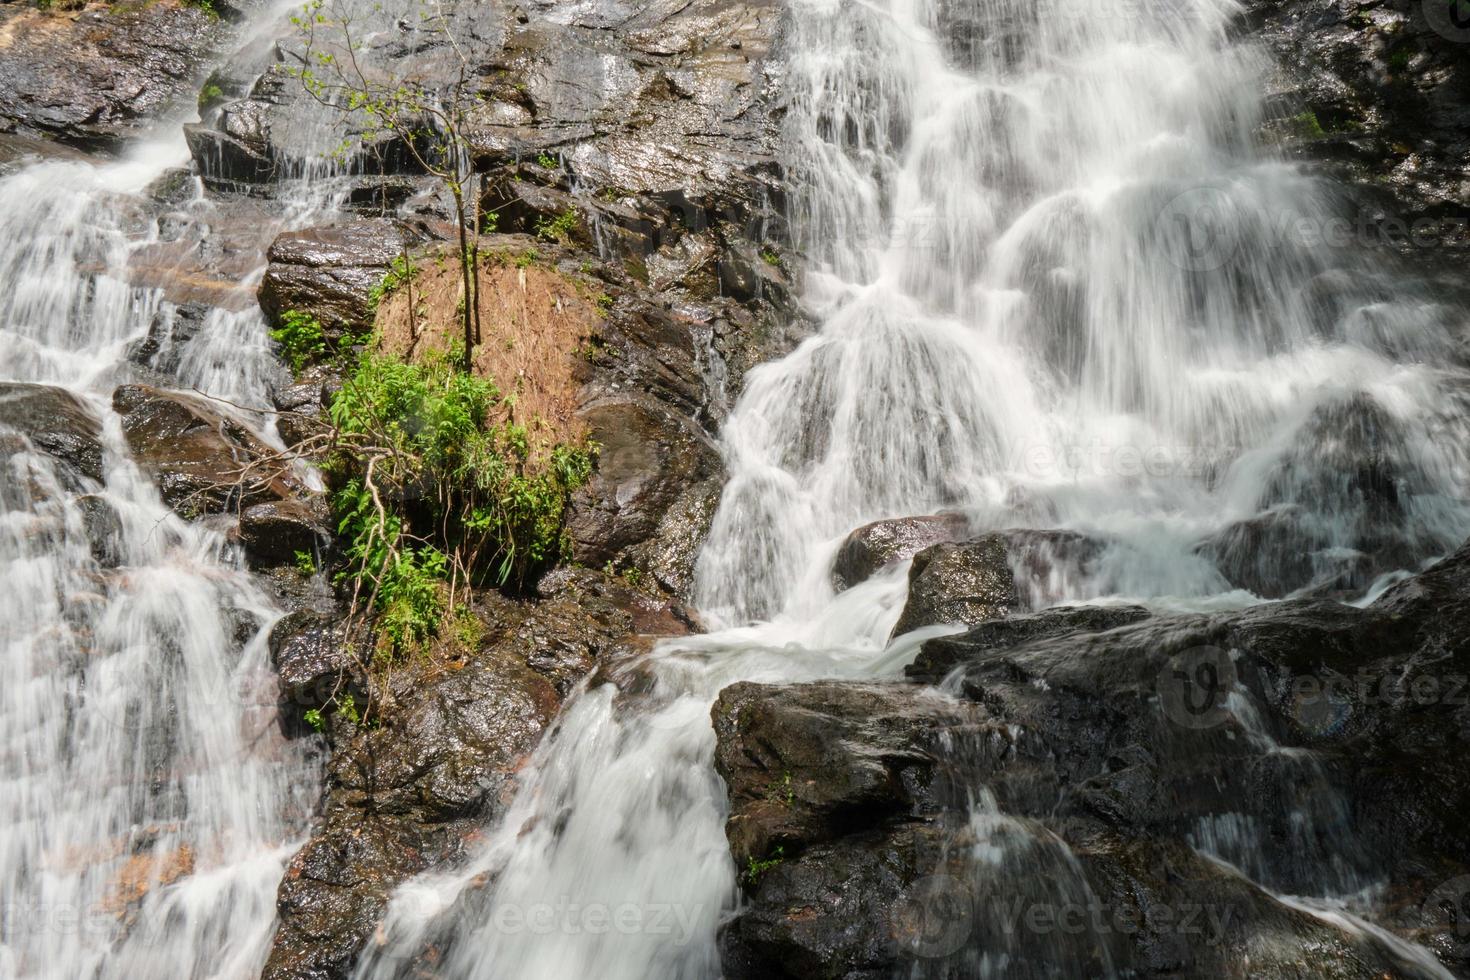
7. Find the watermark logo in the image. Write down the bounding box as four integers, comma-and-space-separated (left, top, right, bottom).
1156, 187, 1244, 272
1424, 0, 1470, 43
892, 874, 974, 958
1157, 644, 1236, 730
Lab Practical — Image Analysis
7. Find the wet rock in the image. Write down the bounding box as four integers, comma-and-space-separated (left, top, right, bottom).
566, 396, 722, 573
269, 608, 364, 715
111, 384, 296, 517
237, 498, 330, 568
713, 681, 980, 870
0, 382, 105, 489
719, 539, 1470, 977
890, 536, 1017, 636
0, 2, 225, 152
905, 604, 1152, 683
832, 514, 970, 591
75, 493, 125, 569
265, 568, 695, 977
125, 303, 210, 378
258, 220, 425, 336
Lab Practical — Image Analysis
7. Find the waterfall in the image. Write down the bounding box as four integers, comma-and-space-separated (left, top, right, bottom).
0, 1, 348, 974
354, 0, 1470, 977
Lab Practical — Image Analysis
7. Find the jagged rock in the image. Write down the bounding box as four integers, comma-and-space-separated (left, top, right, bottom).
890, 536, 1017, 636
258, 220, 425, 335
112, 384, 296, 517
265, 568, 696, 978
0, 1, 225, 152
237, 498, 330, 567
0, 383, 105, 491
712, 682, 981, 870
718, 540, 1470, 977
832, 514, 970, 591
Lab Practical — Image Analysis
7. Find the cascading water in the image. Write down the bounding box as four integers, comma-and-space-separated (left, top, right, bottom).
352, 0, 1470, 977
0, 2, 360, 974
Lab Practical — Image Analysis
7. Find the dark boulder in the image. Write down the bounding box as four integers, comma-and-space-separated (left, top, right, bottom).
257, 220, 424, 336
112, 384, 296, 517
0, 382, 104, 489
717, 540, 1470, 977
236, 498, 330, 568
832, 514, 970, 591
890, 536, 1017, 637
712, 681, 981, 870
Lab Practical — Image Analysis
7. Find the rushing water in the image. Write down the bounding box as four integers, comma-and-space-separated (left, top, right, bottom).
3, 0, 1466, 974
0, 1, 347, 974
355, 0, 1470, 977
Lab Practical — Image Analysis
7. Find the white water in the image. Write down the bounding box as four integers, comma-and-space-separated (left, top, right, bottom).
353, 0, 1470, 977
0, 1, 354, 974
2, 0, 1464, 974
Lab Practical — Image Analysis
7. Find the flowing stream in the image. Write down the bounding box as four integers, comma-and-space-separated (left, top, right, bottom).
0, 2, 345, 974
2, 0, 1468, 976
357, 0, 1470, 976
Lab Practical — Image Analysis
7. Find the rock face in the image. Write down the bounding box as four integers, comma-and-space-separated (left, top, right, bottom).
211, 0, 803, 597
0, 1, 225, 152
1244, 0, 1470, 226
0, 382, 105, 490
263, 569, 695, 979
890, 536, 1018, 636
257, 221, 426, 336
112, 384, 297, 517
832, 515, 971, 591
715, 540, 1470, 978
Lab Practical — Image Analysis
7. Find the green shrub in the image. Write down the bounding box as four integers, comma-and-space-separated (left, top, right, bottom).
198, 82, 227, 113
328, 346, 594, 656
534, 208, 579, 245
270, 310, 327, 373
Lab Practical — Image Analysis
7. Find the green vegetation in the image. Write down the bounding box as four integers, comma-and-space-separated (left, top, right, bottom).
327, 344, 594, 659
198, 82, 226, 113
759, 248, 782, 267
536, 151, 559, 170
367, 254, 418, 313
294, 550, 318, 577
534, 208, 580, 245
1289, 110, 1326, 139
270, 309, 328, 373
743, 846, 786, 887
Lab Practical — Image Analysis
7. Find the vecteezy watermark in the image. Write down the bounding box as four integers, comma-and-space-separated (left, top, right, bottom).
1155, 184, 1470, 273
1422, 875, 1470, 956
1424, 0, 1470, 43
1156, 186, 1246, 272
481, 898, 705, 946
891, 876, 1236, 959
1156, 644, 1237, 730
892, 875, 975, 958
1285, 670, 1470, 735
988, 896, 1234, 945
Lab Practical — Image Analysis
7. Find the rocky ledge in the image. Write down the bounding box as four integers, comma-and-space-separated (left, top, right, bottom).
714, 536, 1470, 977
